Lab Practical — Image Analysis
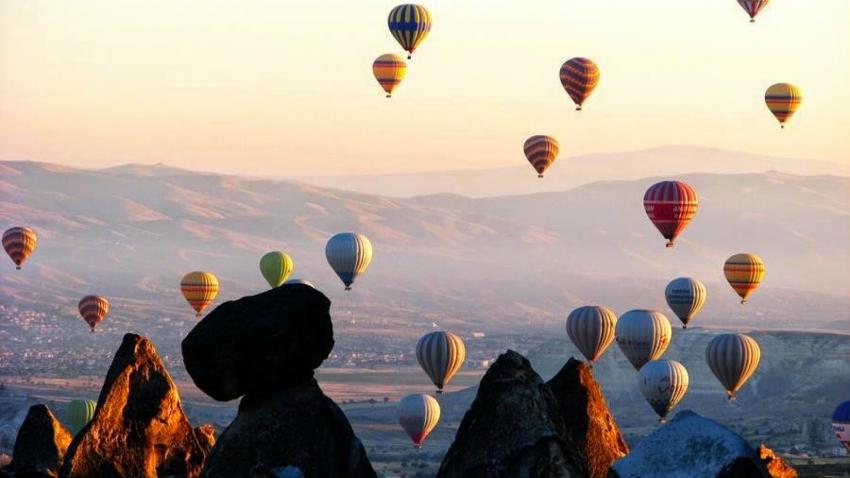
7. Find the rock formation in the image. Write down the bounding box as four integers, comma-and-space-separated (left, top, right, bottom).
436, 350, 584, 478
59, 334, 210, 478
610, 410, 796, 478
547, 358, 628, 478
182, 284, 334, 401
1, 404, 72, 477
757, 445, 797, 478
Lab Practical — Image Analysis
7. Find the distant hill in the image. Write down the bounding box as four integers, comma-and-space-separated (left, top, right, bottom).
1, 160, 848, 334
293, 146, 850, 198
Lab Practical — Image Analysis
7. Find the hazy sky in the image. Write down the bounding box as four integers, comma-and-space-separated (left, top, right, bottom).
1, 0, 849, 176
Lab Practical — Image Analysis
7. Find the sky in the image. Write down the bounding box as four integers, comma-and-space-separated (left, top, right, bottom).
1, 0, 849, 176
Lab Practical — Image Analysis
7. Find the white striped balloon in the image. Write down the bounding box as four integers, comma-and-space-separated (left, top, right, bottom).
325, 232, 373, 290
397, 393, 441, 448
705, 333, 761, 401
566, 305, 617, 363
664, 277, 707, 329
639, 359, 689, 423
615, 310, 672, 370
416, 331, 466, 393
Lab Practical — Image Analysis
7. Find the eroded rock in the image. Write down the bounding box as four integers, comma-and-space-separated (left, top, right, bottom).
2, 404, 72, 478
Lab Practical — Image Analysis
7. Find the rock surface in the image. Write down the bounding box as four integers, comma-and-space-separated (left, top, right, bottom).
182, 284, 334, 401
547, 358, 628, 478
200, 379, 375, 478
436, 350, 583, 478
2, 404, 72, 477
610, 410, 795, 478
59, 333, 209, 478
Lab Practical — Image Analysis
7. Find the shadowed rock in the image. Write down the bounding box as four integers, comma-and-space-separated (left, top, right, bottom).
182, 284, 334, 401
547, 358, 628, 478
1, 404, 72, 477
59, 334, 209, 478
436, 350, 583, 478
200, 379, 375, 478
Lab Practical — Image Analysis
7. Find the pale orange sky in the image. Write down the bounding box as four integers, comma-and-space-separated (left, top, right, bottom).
1, 0, 849, 176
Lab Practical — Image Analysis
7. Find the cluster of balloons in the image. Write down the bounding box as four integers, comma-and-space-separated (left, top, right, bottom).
372, 4, 432, 98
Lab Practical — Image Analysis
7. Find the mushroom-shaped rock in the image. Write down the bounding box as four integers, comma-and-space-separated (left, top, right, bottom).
59, 334, 209, 478
610, 410, 795, 478
200, 379, 375, 478
182, 284, 334, 401
547, 358, 628, 478
3, 404, 72, 477
436, 350, 584, 478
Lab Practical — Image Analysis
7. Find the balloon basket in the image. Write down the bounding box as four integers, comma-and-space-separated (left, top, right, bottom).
386, 94, 392, 98
345, 286, 352, 291
436, 389, 443, 395
658, 417, 666, 424
16, 266, 21, 270
665, 242, 674, 248
575, 106, 582, 111
538, 174, 544, 178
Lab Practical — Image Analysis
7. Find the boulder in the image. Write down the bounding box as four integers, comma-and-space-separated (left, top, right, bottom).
59, 334, 209, 478
2, 404, 72, 477
200, 379, 375, 478
610, 410, 796, 478
182, 284, 334, 401
547, 358, 628, 478
436, 350, 583, 478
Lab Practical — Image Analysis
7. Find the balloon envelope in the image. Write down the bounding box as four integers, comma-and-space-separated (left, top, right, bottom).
639, 360, 689, 422
66, 399, 96, 434
180, 271, 219, 316
78, 295, 109, 332
2, 226, 37, 270
724, 253, 765, 303
833, 401, 850, 451
615, 310, 672, 370
524, 135, 559, 178
738, 0, 770, 22
643, 181, 699, 247
416, 331, 465, 392
765, 83, 802, 128
397, 393, 440, 448
566, 305, 617, 363
665, 277, 707, 328
325, 232, 373, 290
373, 54, 407, 97
388, 4, 432, 58
259, 251, 294, 288
559, 57, 600, 110
705, 333, 761, 400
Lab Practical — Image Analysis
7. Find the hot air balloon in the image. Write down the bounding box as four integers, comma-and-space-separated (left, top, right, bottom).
706, 333, 760, 401
78, 295, 109, 332
566, 305, 617, 364
524, 135, 559, 178
66, 399, 96, 434
373, 54, 407, 98
397, 393, 441, 449
833, 401, 850, 451
3, 226, 37, 270
665, 277, 707, 329
388, 4, 432, 59
643, 180, 699, 248
639, 360, 689, 423
325, 232, 372, 290
180, 271, 219, 316
259, 251, 294, 288
284, 278, 315, 288
765, 83, 802, 128
559, 58, 600, 111
615, 310, 672, 371
738, 0, 769, 22
724, 253, 765, 304
416, 331, 465, 393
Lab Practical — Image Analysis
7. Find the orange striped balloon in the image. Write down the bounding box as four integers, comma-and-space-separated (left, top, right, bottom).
78, 295, 109, 332
559, 58, 600, 111
724, 254, 764, 304
523, 135, 559, 178
180, 271, 219, 316
738, 0, 769, 22
3, 226, 37, 270
373, 54, 407, 98
765, 83, 802, 128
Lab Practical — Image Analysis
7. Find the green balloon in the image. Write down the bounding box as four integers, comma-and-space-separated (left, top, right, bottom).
66, 399, 96, 434
259, 251, 294, 288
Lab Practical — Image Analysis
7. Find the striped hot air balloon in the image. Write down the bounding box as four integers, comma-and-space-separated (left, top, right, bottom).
765, 83, 802, 128
180, 271, 219, 316
643, 180, 699, 248
3, 226, 37, 270
78, 295, 109, 332
259, 251, 294, 288
833, 401, 850, 451
416, 331, 465, 393
615, 310, 672, 371
523, 135, 560, 178
566, 305, 617, 364
559, 57, 600, 111
66, 399, 96, 434
388, 4, 432, 59
664, 277, 707, 329
724, 253, 765, 304
738, 0, 769, 22
373, 54, 407, 98
325, 232, 373, 290
397, 394, 441, 448
705, 333, 761, 401
639, 360, 689, 423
